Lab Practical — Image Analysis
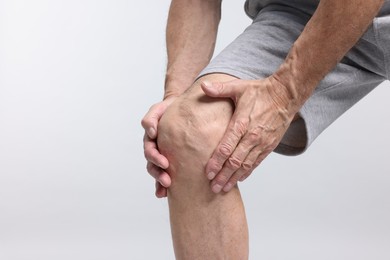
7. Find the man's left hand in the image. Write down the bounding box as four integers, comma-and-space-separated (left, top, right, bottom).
201, 77, 297, 193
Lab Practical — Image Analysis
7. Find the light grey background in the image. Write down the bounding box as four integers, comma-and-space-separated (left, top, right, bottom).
0, 1, 389, 259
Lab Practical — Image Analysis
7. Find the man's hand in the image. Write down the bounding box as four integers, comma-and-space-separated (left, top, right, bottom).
201, 0, 385, 194
141, 97, 176, 198
201, 77, 297, 193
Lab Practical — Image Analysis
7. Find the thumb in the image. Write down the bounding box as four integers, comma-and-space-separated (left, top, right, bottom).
141, 103, 166, 139
144, 97, 176, 138
201, 80, 242, 99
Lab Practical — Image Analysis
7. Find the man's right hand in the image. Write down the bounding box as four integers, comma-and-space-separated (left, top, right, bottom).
141, 97, 177, 198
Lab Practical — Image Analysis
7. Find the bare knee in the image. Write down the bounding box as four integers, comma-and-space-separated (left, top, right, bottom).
157, 75, 235, 192
157, 88, 232, 175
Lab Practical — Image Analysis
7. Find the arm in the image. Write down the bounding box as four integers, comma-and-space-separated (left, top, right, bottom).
203, 0, 385, 193
274, 0, 385, 111
142, 0, 222, 197
164, 0, 222, 98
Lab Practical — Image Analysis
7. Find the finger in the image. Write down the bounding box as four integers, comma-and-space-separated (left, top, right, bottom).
239, 147, 272, 182
147, 162, 172, 188
224, 145, 264, 191
141, 104, 165, 139
211, 134, 257, 193
210, 158, 240, 194
141, 97, 177, 139
205, 110, 250, 180
205, 119, 246, 181
155, 181, 167, 198
201, 80, 244, 101
143, 134, 169, 169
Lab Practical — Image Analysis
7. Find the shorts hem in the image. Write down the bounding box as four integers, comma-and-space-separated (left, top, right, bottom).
198, 67, 259, 81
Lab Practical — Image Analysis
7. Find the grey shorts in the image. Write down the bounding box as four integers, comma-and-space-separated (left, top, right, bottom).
199, 4, 390, 156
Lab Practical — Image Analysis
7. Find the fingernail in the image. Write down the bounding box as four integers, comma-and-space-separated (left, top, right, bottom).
212, 184, 222, 193
223, 183, 233, 192
207, 172, 216, 180
148, 127, 156, 138
202, 81, 212, 88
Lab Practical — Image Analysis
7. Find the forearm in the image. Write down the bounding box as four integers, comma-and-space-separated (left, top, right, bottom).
274, 0, 384, 110
164, 0, 221, 99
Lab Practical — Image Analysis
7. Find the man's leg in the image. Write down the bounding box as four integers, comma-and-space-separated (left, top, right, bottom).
158, 74, 249, 260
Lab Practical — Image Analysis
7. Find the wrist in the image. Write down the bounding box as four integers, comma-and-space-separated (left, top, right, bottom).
272, 51, 320, 109
266, 75, 300, 116
163, 93, 179, 102
164, 74, 192, 100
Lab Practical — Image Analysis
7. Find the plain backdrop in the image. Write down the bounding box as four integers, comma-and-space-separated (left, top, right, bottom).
1, 1, 390, 259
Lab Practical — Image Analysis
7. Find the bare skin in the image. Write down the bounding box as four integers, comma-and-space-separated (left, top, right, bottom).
141, 0, 385, 258
203, 0, 385, 193
143, 0, 385, 196
142, 0, 221, 198
158, 73, 249, 259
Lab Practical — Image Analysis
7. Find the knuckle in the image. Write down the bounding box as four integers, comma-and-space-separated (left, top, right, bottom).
234, 119, 249, 136
227, 156, 242, 170
247, 128, 262, 143
214, 82, 223, 92
207, 158, 221, 172
140, 117, 149, 129
242, 161, 253, 171
218, 143, 233, 157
